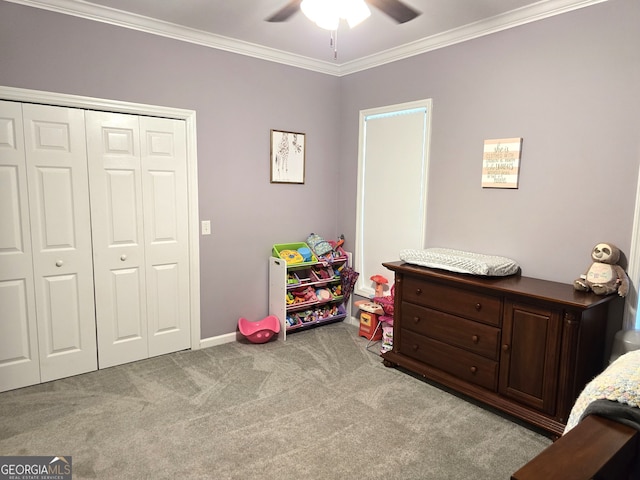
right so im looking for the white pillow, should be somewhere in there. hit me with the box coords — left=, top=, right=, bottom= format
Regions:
left=399, top=247, right=520, bottom=277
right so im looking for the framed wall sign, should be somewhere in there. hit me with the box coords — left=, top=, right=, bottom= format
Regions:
left=270, top=129, right=305, bottom=184
left=481, top=137, right=523, bottom=189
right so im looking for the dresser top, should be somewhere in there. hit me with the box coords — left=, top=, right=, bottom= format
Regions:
left=383, top=261, right=619, bottom=310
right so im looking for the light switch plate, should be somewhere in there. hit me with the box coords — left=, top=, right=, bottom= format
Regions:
left=201, top=220, right=211, bottom=235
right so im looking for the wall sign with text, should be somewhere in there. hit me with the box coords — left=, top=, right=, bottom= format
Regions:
left=481, top=137, right=523, bottom=189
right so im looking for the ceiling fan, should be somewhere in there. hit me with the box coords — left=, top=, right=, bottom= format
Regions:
left=266, top=0, right=421, bottom=25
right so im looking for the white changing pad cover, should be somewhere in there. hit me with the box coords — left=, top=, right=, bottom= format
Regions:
left=399, top=248, right=520, bottom=277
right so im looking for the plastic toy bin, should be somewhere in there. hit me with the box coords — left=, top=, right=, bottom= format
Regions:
left=272, top=243, right=318, bottom=266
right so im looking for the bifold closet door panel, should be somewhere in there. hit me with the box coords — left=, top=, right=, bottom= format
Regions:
left=87, top=112, right=190, bottom=367
left=86, top=111, right=149, bottom=369
left=22, top=103, right=98, bottom=382
left=140, top=116, right=190, bottom=357
left=0, top=100, right=41, bottom=392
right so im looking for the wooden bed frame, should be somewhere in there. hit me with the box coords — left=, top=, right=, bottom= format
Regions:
left=512, top=415, right=639, bottom=480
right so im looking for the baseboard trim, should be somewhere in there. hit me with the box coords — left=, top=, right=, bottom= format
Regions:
left=199, top=332, right=237, bottom=349
left=346, top=315, right=360, bottom=327
left=199, top=317, right=360, bottom=349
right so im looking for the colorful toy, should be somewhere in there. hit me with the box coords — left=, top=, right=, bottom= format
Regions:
left=286, top=314, right=301, bottom=327
left=373, top=285, right=395, bottom=316
left=297, top=247, right=312, bottom=262
left=573, top=242, right=630, bottom=297
left=238, top=315, right=280, bottom=343
left=312, top=265, right=332, bottom=280
left=355, top=283, right=396, bottom=353
left=315, top=288, right=331, bottom=301
left=370, top=274, right=389, bottom=298
left=380, top=324, right=394, bottom=354
left=317, top=304, right=339, bottom=319
left=280, top=249, right=304, bottom=264
left=300, top=309, right=315, bottom=323
left=291, top=286, right=317, bottom=304
left=359, top=311, right=382, bottom=342
left=307, top=233, right=333, bottom=257
left=307, top=233, right=348, bottom=263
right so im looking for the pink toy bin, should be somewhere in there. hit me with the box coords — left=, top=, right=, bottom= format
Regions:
left=238, top=315, right=280, bottom=344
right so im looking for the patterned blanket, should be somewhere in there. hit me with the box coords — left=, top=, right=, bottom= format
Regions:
left=564, top=349, right=640, bottom=434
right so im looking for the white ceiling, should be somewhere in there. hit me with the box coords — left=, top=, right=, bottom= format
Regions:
left=8, top=0, right=606, bottom=75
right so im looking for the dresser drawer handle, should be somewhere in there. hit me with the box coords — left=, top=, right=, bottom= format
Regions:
left=415, top=288, right=423, bottom=295
left=412, top=344, right=419, bottom=351
left=502, top=344, right=510, bottom=352
left=413, top=316, right=420, bottom=324
left=472, top=335, right=479, bottom=344
left=470, top=366, right=478, bottom=374
left=475, top=303, right=482, bottom=311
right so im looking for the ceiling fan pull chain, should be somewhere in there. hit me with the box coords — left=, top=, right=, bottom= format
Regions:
left=331, top=29, right=338, bottom=60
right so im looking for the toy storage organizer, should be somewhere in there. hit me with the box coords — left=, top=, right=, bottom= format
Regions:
left=269, top=251, right=352, bottom=340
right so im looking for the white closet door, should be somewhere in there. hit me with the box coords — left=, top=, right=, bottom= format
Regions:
left=140, top=116, right=190, bottom=357
left=86, top=111, right=148, bottom=368
left=0, top=100, right=40, bottom=392
left=22, top=104, right=97, bottom=382
left=87, top=112, right=190, bottom=367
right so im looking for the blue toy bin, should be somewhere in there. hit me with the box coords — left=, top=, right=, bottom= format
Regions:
left=238, top=315, right=280, bottom=344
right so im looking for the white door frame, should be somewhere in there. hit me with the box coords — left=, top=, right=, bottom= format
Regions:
left=0, top=85, right=202, bottom=350
left=355, top=99, right=432, bottom=298
left=625, top=164, right=640, bottom=330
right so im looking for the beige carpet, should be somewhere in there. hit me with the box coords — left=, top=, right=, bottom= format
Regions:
left=0, top=323, right=551, bottom=479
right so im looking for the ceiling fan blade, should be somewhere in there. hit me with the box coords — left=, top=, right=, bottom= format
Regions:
left=266, top=0, right=302, bottom=22
left=367, top=0, right=421, bottom=24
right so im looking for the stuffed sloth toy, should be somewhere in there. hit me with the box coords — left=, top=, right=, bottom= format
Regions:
left=573, top=242, right=629, bottom=297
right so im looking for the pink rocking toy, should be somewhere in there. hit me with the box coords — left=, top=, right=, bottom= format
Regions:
left=238, top=315, right=280, bottom=344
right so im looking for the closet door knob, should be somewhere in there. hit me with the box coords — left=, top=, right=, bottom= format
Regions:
left=120, top=255, right=127, bottom=261
left=55, top=260, right=63, bottom=267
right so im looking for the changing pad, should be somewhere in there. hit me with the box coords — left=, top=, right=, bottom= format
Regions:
left=399, top=247, right=520, bottom=277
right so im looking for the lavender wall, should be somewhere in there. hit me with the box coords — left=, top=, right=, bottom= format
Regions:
left=0, top=2, right=341, bottom=338
left=338, top=0, right=640, bottom=286
left=2, top=0, right=640, bottom=340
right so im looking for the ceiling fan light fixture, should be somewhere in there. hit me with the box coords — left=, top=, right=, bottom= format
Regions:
left=301, top=0, right=371, bottom=31
left=344, top=0, right=371, bottom=28
left=301, top=0, right=339, bottom=30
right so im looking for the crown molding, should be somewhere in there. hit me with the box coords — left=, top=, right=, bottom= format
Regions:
left=4, top=0, right=341, bottom=75
left=5, top=0, right=607, bottom=77
left=339, top=0, right=608, bottom=75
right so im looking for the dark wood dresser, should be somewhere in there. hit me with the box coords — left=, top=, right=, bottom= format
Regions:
left=381, top=261, right=622, bottom=437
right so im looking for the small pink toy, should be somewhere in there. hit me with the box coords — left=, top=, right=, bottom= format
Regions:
left=370, top=274, right=389, bottom=298
left=238, top=315, right=280, bottom=344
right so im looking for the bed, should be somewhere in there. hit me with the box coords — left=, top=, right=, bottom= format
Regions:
left=512, top=349, right=640, bottom=480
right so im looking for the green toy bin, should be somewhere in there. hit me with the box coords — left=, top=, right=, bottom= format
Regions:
left=272, top=242, right=318, bottom=266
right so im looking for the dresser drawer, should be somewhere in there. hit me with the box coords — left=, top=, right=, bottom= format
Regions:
left=403, top=276, right=502, bottom=326
left=400, top=329, right=498, bottom=391
left=402, top=302, right=500, bottom=360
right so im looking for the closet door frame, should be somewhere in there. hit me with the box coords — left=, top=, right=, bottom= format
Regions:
left=0, top=85, right=202, bottom=351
